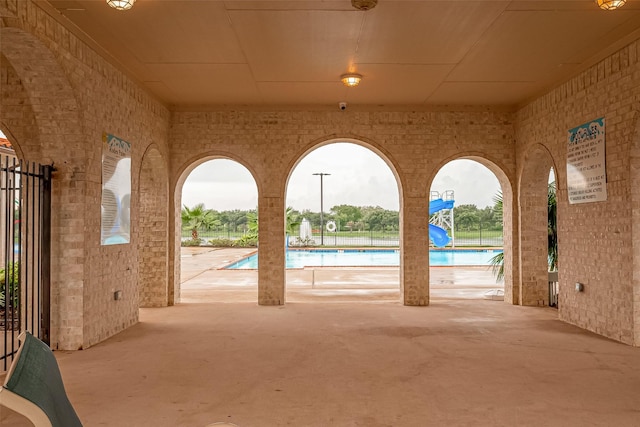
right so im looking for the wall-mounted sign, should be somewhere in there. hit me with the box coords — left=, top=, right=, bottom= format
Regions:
left=101, top=133, right=131, bottom=245
left=567, top=118, right=607, bottom=204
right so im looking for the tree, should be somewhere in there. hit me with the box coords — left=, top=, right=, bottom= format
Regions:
left=548, top=181, right=558, bottom=272
left=453, top=204, right=480, bottom=230
left=488, top=193, right=505, bottom=281
left=181, top=203, right=220, bottom=240
left=233, top=210, right=258, bottom=246
left=221, top=209, right=248, bottom=232
left=492, top=190, right=503, bottom=224
left=285, top=207, right=301, bottom=235
left=246, top=210, right=258, bottom=235
left=361, top=206, right=399, bottom=231
left=300, top=209, right=321, bottom=230
left=330, top=204, right=362, bottom=231
left=489, top=181, right=557, bottom=282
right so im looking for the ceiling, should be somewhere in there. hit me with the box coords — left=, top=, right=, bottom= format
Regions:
left=44, top=0, right=640, bottom=109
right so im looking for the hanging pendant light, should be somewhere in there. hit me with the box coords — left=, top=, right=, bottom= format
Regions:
left=596, top=0, right=626, bottom=10
left=107, top=0, right=136, bottom=10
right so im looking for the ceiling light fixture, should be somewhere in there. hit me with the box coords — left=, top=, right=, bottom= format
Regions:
left=341, top=73, right=363, bottom=87
left=351, top=0, right=378, bottom=11
left=596, top=0, right=626, bottom=10
left=107, top=0, right=135, bottom=10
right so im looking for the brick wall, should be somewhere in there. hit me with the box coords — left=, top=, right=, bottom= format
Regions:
left=516, top=42, right=640, bottom=345
left=1, top=0, right=171, bottom=349
left=169, top=110, right=517, bottom=306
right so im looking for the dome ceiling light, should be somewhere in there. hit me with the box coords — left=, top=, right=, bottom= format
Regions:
left=351, top=0, right=378, bottom=11
left=107, top=0, right=136, bottom=10
left=596, top=0, right=626, bottom=10
left=341, top=73, right=363, bottom=87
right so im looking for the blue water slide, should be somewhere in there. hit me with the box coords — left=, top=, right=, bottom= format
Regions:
left=428, top=198, right=455, bottom=215
left=429, top=223, right=450, bottom=247
left=428, top=198, right=455, bottom=247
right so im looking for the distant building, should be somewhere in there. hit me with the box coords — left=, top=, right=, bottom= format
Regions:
left=0, top=137, right=16, bottom=158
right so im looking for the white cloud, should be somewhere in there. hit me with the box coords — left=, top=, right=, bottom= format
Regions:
left=286, top=143, right=399, bottom=211
left=431, top=159, right=500, bottom=208
left=181, top=146, right=503, bottom=212
left=182, top=159, right=258, bottom=211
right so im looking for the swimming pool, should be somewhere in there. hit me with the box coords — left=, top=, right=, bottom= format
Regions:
left=224, top=249, right=502, bottom=269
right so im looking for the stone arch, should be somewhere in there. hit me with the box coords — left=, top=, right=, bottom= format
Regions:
left=0, top=27, right=84, bottom=164
left=284, top=136, right=406, bottom=302
left=0, top=26, right=85, bottom=349
left=138, top=145, right=169, bottom=307
left=518, top=143, right=556, bottom=306
left=172, top=153, right=260, bottom=303
left=427, top=153, right=517, bottom=303
left=0, top=116, right=27, bottom=164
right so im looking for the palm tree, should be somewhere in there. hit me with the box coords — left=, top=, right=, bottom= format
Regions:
left=246, top=210, right=258, bottom=237
left=488, top=181, right=558, bottom=282
left=285, top=207, right=301, bottom=235
left=181, top=203, right=219, bottom=240
left=488, top=191, right=505, bottom=281
left=547, top=181, right=558, bottom=272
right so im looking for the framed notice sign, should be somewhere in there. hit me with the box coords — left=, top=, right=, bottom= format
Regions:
left=101, top=133, right=131, bottom=245
left=567, top=118, right=607, bottom=204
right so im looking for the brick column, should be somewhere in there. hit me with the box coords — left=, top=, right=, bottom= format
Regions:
left=138, top=147, right=169, bottom=307
left=518, top=149, right=552, bottom=306
left=258, top=196, right=285, bottom=305
left=502, top=185, right=519, bottom=304
left=401, top=196, right=429, bottom=306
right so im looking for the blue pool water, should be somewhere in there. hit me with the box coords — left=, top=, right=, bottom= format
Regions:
left=224, top=249, right=502, bottom=269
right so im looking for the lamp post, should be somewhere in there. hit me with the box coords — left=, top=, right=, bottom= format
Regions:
left=313, top=172, right=330, bottom=245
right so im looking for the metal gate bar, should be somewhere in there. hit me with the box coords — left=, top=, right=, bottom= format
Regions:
left=0, top=155, right=52, bottom=370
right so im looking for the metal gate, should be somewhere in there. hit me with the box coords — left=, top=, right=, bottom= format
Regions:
left=0, top=155, right=52, bottom=370
left=548, top=271, right=558, bottom=308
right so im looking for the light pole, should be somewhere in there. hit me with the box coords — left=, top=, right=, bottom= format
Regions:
left=313, top=172, right=330, bottom=245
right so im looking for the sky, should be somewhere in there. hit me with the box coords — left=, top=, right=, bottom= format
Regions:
left=182, top=143, right=502, bottom=212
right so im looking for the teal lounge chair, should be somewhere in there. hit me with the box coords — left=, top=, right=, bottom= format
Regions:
left=0, top=332, right=82, bottom=427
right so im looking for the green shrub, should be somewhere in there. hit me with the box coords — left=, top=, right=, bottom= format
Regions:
left=207, top=238, right=235, bottom=247
left=181, top=238, right=203, bottom=247
left=0, top=262, right=19, bottom=309
left=233, top=235, right=258, bottom=247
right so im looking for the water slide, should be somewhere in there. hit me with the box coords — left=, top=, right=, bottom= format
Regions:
left=429, top=198, right=454, bottom=247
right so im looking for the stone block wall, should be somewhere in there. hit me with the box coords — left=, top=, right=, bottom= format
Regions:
left=1, top=0, right=171, bottom=350
left=516, top=42, right=640, bottom=345
left=169, top=109, right=517, bottom=305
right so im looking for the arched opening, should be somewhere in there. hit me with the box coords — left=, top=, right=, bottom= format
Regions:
left=519, top=144, right=557, bottom=306
left=548, top=168, right=558, bottom=308
left=284, top=141, right=402, bottom=302
left=138, top=146, right=169, bottom=307
left=1, top=27, right=85, bottom=350
left=429, top=158, right=510, bottom=301
left=175, top=158, right=259, bottom=303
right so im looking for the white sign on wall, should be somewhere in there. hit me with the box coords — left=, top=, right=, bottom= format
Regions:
left=101, top=133, right=131, bottom=245
left=567, top=118, right=607, bottom=205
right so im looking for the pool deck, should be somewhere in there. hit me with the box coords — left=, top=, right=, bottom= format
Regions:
left=5, top=263, right=640, bottom=427
left=181, top=247, right=503, bottom=303
left=6, top=251, right=640, bottom=427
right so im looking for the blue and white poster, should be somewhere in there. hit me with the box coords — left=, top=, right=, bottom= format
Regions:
left=101, top=133, right=131, bottom=245
left=567, top=118, right=607, bottom=204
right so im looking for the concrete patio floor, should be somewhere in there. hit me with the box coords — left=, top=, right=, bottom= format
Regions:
left=2, top=248, right=639, bottom=426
